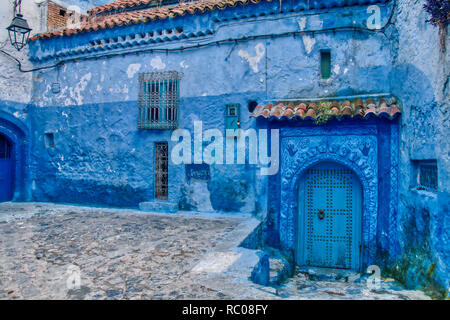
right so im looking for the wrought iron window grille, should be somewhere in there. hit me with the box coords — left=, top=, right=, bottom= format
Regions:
left=155, top=142, right=169, bottom=200
left=413, top=160, right=438, bottom=191
left=138, top=71, right=182, bottom=130
left=418, top=163, right=438, bottom=191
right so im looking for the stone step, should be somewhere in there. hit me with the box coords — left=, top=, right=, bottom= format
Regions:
left=139, top=201, right=178, bottom=213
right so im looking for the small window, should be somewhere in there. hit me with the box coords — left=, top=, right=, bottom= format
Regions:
left=412, top=160, right=438, bottom=191
left=225, top=104, right=240, bottom=130
left=44, top=133, right=55, bottom=149
left=155, top=142, right=169, bottom=200
left=138, top=71, right=182, bottom=129
left=59, top=9, right=66, bottom=17
left=320, top=50, right=331, bottom=79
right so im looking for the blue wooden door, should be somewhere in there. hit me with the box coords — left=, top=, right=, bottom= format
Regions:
left=0, top=135, right=13, bottom=202
left=298, top=162, right=362, bottom=270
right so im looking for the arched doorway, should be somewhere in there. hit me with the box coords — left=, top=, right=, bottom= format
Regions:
left=0, top=133, right=14, bottom=202
left=296, top=162, right=363, bottom=271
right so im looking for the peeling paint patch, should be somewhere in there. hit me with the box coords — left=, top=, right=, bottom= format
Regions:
left=33, top=75, right=43, bottom=82
left=238, top=43, right=265, bottom=73
left=127, top=63, right=141, bottom=78
left=302, top=35, right=315, bottom=55
left=69, top=73, right=92, bottom=105
left=13, top=111, right=26, bottom=120
left=180, top=61, right=189, bottom=69
left=298, top=17, right=306, bottom=31
left=333, top=64, right=340, bottom=75
left=150, top=56, right=166, bottom=70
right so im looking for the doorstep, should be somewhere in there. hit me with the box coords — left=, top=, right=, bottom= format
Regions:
left=139, top=201, right=178, bottom=214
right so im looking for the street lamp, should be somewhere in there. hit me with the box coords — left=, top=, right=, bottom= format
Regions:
left=6, top=0, right=32, bottom=51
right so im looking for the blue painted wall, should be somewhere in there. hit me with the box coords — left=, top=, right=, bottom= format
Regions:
left=384, top=0, right=449, bottom=297
left=0, top=0, right=444, bottom=295
left=28, top=1, right=394, bottom=214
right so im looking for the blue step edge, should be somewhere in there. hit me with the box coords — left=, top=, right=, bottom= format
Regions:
left=139, top=201, right=178, bottom=214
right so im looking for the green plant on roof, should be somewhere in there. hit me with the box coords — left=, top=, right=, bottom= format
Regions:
left=314, top=102, right=333, bottom=125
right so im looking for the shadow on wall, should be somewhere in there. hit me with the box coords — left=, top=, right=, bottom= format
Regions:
left=207, top=177, right=249, bottom=212
left=32, top=174, right=153, bottom=208
left=384, top=63, right=448, bottom=298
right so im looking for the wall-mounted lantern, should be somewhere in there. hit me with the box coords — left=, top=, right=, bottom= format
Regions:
left=7, top=0, right=32, bottom=51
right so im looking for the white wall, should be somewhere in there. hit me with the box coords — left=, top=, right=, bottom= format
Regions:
left=0, top=0, right=111, bottom=104
left=0, top=0, right=42, bottom=104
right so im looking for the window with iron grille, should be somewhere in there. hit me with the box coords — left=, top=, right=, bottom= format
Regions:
left=138, top=71, right=182, bottom=129
left=155, top=142, right=169, bottom=200
left=413, top=160, right=438, bottom=191
left=419, top=162, right=438, bottom=191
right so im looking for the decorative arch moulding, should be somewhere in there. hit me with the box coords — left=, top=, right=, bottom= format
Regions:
left=278, top=134, right=379, bottom=265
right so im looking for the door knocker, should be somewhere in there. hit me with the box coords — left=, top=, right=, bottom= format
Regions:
left=318, top=209, right=325, bottom=220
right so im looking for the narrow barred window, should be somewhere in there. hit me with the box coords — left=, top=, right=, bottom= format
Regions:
left=412, top=160, right=438, bottom=191
left=419, top=162, right=438, bottom=191
left=155, top=142, right=169, bottom=200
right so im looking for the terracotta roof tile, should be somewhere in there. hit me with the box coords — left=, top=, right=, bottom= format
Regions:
left=30, top=0, right=270, bottom=41
left=89, top=0, right=159, bottom=15
left=250, top=96, right=401, bottom=121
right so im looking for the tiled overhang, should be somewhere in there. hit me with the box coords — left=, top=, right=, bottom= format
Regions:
left=89, top=0, right=389, bottom=15
left=250, top=95, right=401, bottom=121
left=30, top=0, right=272, bottom=41
left=89, top=0, right=168, bottom=15
left=30, top=0, right=390, bottom=41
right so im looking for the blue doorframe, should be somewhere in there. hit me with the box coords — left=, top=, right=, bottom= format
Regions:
left=0, top=134, right=14, bottom=202
left=297, top=162, right=363, bottom=271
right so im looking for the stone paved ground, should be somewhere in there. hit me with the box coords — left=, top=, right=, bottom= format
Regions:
left=0, top=202, right=430, bottom=300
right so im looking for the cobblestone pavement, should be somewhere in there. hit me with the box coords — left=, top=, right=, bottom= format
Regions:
left=0, top=203, right=430, bottom=300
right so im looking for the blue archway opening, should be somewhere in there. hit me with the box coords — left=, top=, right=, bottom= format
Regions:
left=0, top=133, right=14, bottom=202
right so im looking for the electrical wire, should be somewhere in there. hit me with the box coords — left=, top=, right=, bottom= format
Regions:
left=0, top=49, right=64, bottom=72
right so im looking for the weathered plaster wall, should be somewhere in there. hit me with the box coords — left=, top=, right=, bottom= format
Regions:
left=28, top=2, right=394, bottom=213
left=25, top=0, right=449, bottom=294
left=386, top=0, right=449, bottom=296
